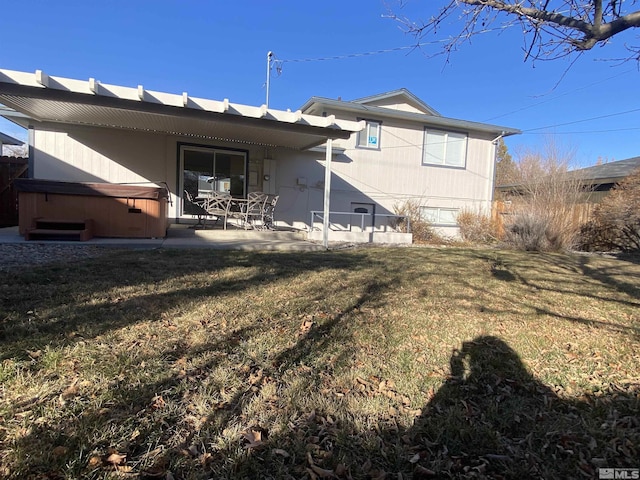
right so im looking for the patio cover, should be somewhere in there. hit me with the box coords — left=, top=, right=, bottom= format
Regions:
left=0, top=69, right=362, bottom=150
left=0, top=68, right=364, bottom=247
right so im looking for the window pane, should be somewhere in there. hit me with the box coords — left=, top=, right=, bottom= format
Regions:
left=357, top=127, right=368, bottom=147
left=367, top=122, right=379, bottom=147
left=420, top=207, right=438, bottom=223
left=423, top=130, right=446, bottom=164
left=438, top=208, right=459, bottom=225
left=445, top=132, right=467, bottom=167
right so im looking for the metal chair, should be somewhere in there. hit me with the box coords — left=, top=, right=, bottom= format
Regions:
left=183, top=190, right=211, bottom=228
left=263, top=194, right=279, bottom=230
left=203, top=192, right=233, bottom=229
left=245, top=192, right=269, bottom=229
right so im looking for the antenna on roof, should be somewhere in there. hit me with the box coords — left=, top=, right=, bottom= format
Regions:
left=266, top=51, right=274, bottom=109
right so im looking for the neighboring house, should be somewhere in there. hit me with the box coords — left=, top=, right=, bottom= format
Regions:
left=0, top=68, right=519, bottom=242
left=0, top=130, right=23, bottom=156
left=566, top=156, right=640, bottom=203
left=496, top=156, right=640, bottom=203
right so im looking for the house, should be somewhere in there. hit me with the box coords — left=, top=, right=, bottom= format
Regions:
left=0, top=130, right=23, bottom=155
left=0, top=68, right=519, bottom=243
left=495, top=156, right=640, bottom=203
left=566, top=156, right=640, bottom=203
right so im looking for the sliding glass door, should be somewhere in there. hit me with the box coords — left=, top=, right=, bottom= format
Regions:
left=180, top=145, right=247, bottom=214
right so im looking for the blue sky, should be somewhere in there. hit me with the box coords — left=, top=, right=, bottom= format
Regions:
left=1, top=0, right=638, bottom=167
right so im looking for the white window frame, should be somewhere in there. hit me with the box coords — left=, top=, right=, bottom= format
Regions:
left=422, top=129, right=468, bottom=168
left=356, top=120, right=381, bottom=150
left=420, top=206, right=459, bottom=226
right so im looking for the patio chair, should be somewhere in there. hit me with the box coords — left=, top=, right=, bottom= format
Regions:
left=262, top=194, right=279, bottom=230
left=183, top=190, right=211, bottom=228
left=244, top=192, right=269, bottom=229
left=203, top=192, right=233, bottom=229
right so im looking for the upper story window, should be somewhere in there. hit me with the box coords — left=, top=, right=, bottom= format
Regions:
left=356, top=120, right=381, bottom=149
left=422, top=129, right=468, bottom=168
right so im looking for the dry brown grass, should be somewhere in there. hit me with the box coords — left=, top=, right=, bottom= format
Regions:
left=0, top=247, right=638, bottom=479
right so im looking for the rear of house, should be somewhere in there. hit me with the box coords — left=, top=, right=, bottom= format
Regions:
left=0, top=69, right=519, bottom=241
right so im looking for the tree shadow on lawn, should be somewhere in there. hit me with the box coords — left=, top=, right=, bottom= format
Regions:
left=0, top=249, right=373, bottom=362
left=5, top=274, right=390, bottom=479
left=474, top=249, right=640, bottom=307
left=4, top=248, right=640, bottom=478
left=5, top=322, right=264, bottom=478
left=223, top=336, right=639, bottom=480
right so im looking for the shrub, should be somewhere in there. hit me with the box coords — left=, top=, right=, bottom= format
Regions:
left=392, top=199, right=440, bottom=243
left=580, top=168, right=640, bottom=253
left=457, top=208, right=499, bottom=244
left=503, top=211, right=551, bottom=251
left=499, top=143, right=587, bottom=252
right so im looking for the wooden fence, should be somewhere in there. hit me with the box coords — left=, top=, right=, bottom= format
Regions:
left=0, top=156, right=28, bottom=227
left=492, top=200, right=597, bottom=237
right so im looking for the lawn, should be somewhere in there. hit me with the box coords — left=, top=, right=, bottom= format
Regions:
left=0, top=246, right=638, bottom=479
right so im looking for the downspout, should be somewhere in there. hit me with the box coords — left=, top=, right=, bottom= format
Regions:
left=489, top=131, right=506, bottom=205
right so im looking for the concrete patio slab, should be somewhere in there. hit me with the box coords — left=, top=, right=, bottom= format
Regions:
left=0, top=225, right=325, bottom=252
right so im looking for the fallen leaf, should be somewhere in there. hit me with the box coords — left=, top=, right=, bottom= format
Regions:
left=140, top=465, right=166, bottom=478
left=272, top=448, right=290, bottom=458
left=242, top=428, right=265, bottom=449
left=52, top=446, right=68, bottom=457
left=335, top=464, right=347, bottom=476
left=413, top=465, right=436, bottom=477
left=87, top=456, right=102, bottom=468
left=62, top=384, right=78, bottom=398
left=26, top=349, right=42, bottom=360
left=106, top=452, right=126, bottom=465
left=187, top=444, right=199, bottom=457
left=151, top=395, right=166, bottom=409
left=310, top=464, right=337, bottom=478
left=300, top=320, right=315, bottom=334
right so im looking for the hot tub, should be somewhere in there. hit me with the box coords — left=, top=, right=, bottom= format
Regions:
left=15, top=179, right=170, bottom=238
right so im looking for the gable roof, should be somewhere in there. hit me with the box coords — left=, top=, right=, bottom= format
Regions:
left=351, top=88, right=441, bottom=116
left=0, top=131, right=22, bottom=145
left=300, top=93, right=520, bottom=138
left=0, top=68, right=363, bottom=151
left=568, top=156, right=640, bottom=183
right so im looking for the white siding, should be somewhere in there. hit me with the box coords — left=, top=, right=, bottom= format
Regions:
left=360, top=98, right=434, bottom=115
left=34, top=124, right=165, bottom=185
left=30, top=108, right=497, bottom=237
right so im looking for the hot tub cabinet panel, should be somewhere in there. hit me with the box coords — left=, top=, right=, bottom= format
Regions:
left=15, top=179, right=169, bottom=238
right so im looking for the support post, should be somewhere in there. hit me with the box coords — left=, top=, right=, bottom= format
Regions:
left=322, top=138, right=332, bottom=249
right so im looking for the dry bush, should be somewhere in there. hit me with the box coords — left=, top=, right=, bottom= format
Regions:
left=502, top=142, right=588, bottom=251
left=392, top=199, right=440, bottom=243
left=457, top=208, right=499, bottom=244
left=580, top=168, right=640, bottom=252
left=503, top=211, right=551, bottom=251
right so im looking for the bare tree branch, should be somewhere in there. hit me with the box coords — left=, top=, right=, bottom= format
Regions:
left=390, top=1, right=640, bottom=63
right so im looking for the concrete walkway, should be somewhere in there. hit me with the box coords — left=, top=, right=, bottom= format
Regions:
left=0, top=225, right=326, bottom=252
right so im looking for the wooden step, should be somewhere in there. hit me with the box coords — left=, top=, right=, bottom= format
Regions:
left=25, top=218, right=94, bottom=241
